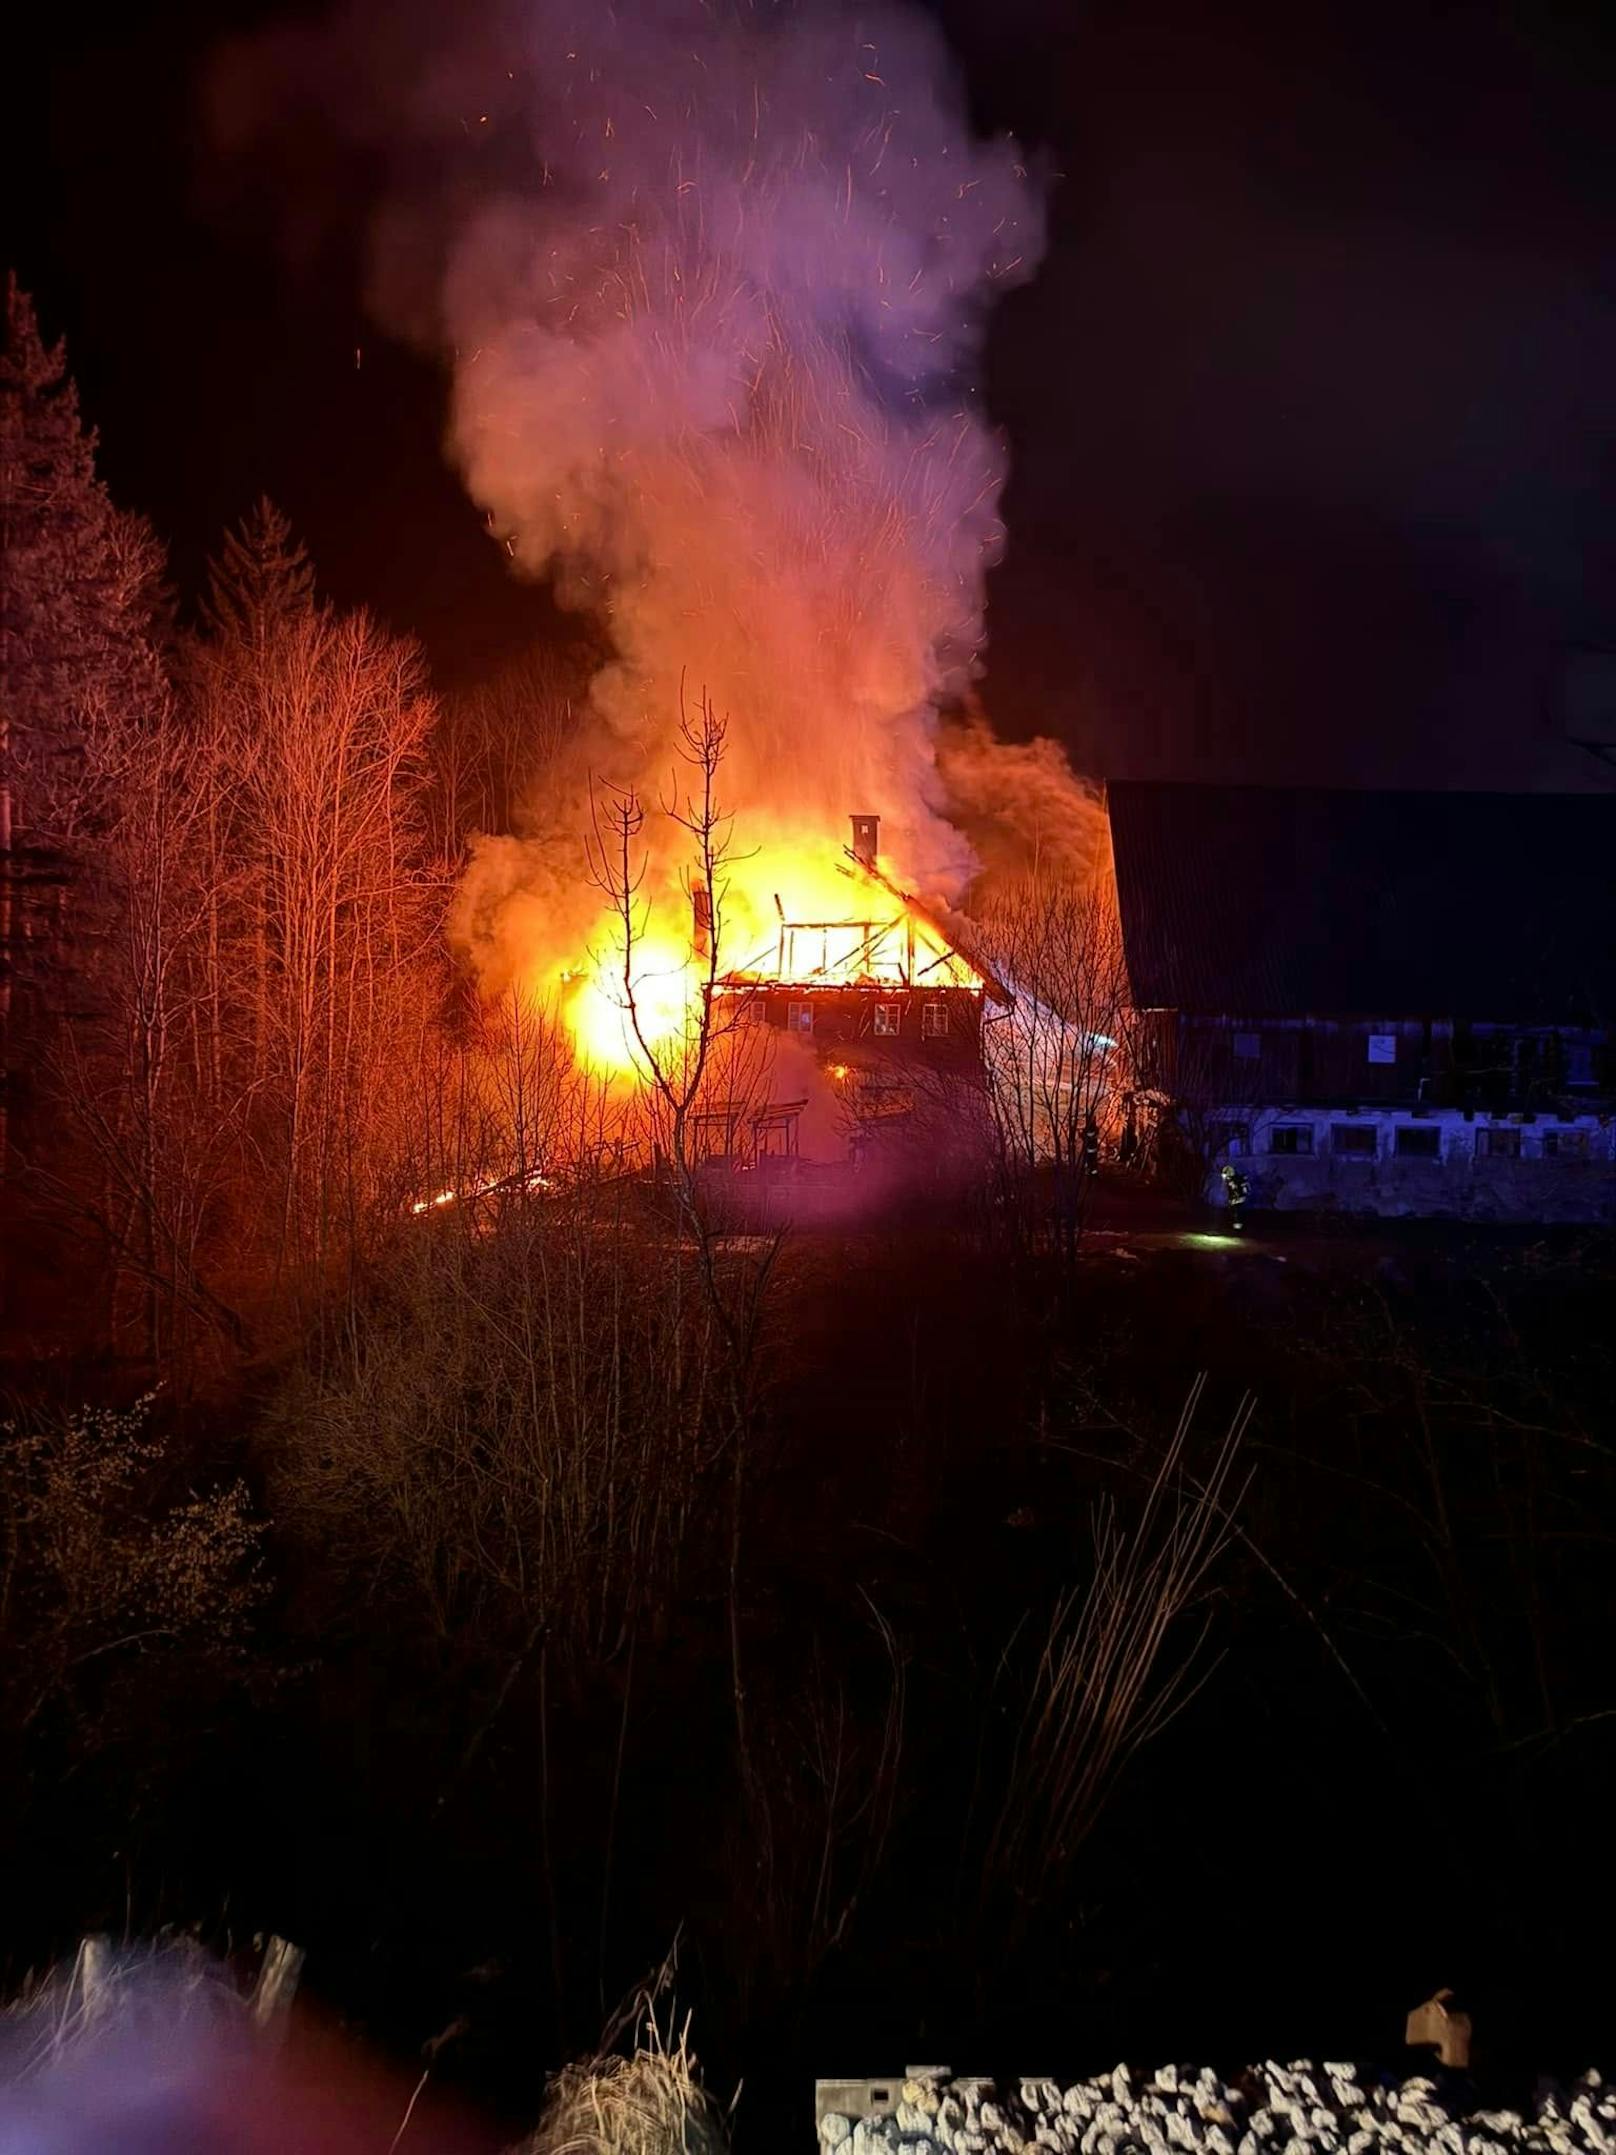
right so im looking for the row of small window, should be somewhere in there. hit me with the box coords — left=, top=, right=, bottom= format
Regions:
left=785, top=1000, right=950, bottom=1039
left=1236, top=1123, right=1594, bottom=1160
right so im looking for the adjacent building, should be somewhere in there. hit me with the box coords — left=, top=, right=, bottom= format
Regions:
left=1108, top=782, right=1616, bottom=1222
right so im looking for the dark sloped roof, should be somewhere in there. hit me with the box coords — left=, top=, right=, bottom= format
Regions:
left=1107, top=782, right=1616, bottom=1023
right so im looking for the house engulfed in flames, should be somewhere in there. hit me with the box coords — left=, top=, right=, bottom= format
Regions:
left=694, top=814, right=1011, bottom=1178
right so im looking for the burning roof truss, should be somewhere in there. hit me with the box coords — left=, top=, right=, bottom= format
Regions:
left=723, top=907, right=981, bottom=994
left=711, top=820, right=1011, bottom=1003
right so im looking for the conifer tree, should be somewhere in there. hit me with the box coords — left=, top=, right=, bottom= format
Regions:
left=201, top=495, right=317, bottom=657
left=1, top=275, right=153, bottom=1165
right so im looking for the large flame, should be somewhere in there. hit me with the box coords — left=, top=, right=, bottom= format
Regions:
left=564, top=931, right=698, bottom=1076
left=552, top=831, right=983, bottom=1078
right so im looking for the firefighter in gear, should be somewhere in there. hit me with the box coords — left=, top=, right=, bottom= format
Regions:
left=1220, top=1160, right=1249, bottom=1230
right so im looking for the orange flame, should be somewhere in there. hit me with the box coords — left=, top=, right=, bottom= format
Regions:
left=547, top=833, right=982, bottom=1077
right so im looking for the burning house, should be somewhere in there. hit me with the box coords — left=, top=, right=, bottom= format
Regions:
left=388, top=0, right=1073, bottom=1109
left=1109, top=782, right=1616, bottom=1223
left=697, top=813, right=1010, bottom=1179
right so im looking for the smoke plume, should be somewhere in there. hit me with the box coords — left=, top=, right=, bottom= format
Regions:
left=212, top=0, right=1097, bottom=995
left=938, top=712, right=1108, bottom=894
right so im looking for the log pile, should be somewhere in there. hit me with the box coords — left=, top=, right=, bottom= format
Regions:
left=817, top=2062, right=1616, bottom=2155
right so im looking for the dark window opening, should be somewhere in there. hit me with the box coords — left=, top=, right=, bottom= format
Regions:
left=754, top=1111, right=800, bottom=1160
left=690, top=1110, right=744, bottom=1162
left=873, top=1002, right=902, bottom=1037
left=920, top=1000, right=949, bottom=1040
left=1395, top=1125, right=1440, bottom=1158
left=1331, top=1124, right=1377, bottom=1157
left=1477, top=1125, right=1521, bottom=1159
left=1543, top=1128, right=1589, bottom=1158
left=857, top=1079, right=913, bottom=1122
left=786, top=1001, right=813, bottom=1035
left=1269, top=1125, right=1313, bottom=1155
left=1566, top=1044, right=1596, bottom=1087
left=1210, top=1122, right=1249, bottom=1156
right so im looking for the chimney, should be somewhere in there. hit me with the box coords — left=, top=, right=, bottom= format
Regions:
left=850, top=814, right=880, bottom=869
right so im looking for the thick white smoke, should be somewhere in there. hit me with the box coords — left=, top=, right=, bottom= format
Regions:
left=214, top=0, right=1098, bottom=996
left=439, top=0, right=1038, bottom=862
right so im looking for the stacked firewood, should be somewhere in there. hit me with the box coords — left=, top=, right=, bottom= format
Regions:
left=816, top=2062, right=1616, bottom=2155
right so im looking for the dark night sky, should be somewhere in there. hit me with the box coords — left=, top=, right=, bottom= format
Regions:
left=6, top=0, right=1613, bottom=788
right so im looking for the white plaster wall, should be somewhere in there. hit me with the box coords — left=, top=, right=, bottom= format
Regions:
left=1206, top=1107, right=1616, bottom=1222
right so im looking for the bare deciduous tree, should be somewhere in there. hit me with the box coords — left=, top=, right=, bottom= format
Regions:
left=179, top=592, right=442, bottom=1329
left=584, top=687, right=786, bottom=1812
left=978, top=874, right=1133, bottom=1256
left=433, top=638, right=589, bottom=857
left=584, top=686, right=783, bottom=1329
left=44, top=526, right=446, bottom=1368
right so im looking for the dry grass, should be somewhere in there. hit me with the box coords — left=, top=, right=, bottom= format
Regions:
left=983, top=1377, right=1251, bottom=1924
left=517, top=2015, right=729, bottom=2155
left=261, top=1183, right=730, bottom=1667
left=0, top=1936, right=246, bottom=2084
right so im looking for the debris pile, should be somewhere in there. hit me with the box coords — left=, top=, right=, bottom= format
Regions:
left=817, top=2063, right=1616, bottom=2155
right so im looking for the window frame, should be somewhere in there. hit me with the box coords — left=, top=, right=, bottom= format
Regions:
left=872, top=1001, right=903, bottom=1038
left=753, top=1110, right=800, bottom=1160
left=1476, top=1124, right=1521, bottom=1160
left=1268, top=1124, right=1314, bottom=1156
left=857, top=1076, right=914, bottom=1121
left=1393, top=1124, right=1441, bottom=1160
left=1330, top=1123, right=1378, bottom=1158
left=1542, top=1127, right=1589, bottom=1159
left=786, top=1001, right=814, bottom=1036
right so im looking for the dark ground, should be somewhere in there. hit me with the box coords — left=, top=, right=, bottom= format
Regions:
left=5, top=1200, right=1614, bottom=2145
